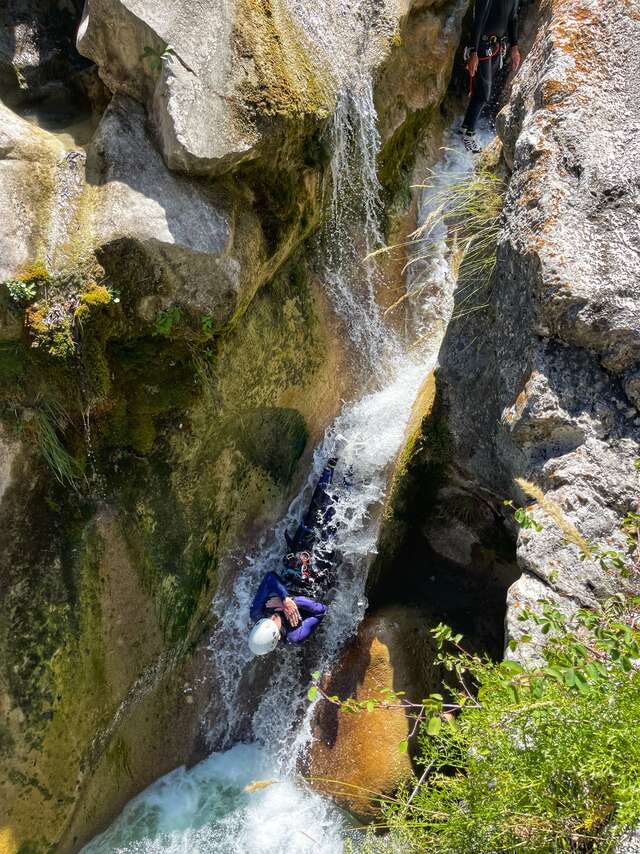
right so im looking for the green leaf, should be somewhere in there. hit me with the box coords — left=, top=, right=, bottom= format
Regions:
left=427, top=716, right=442, bottom=736
left=366, top=700, right=375, bottom=713
left=307, top=686, right=318, bottom=702
left=508, top=639, right=518, bottom=652
left=310, top=671, right=321, bottom=681
left=574, top=672, right=589, bottom=695
left=398, top=739, right=409, bottom=754
left=501, top=660, right=524, bottom=674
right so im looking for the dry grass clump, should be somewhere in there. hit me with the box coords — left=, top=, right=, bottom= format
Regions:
left=515, top=477, right=592, bottom=558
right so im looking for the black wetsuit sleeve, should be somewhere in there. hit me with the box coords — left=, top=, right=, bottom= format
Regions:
left=508, top=0, right=519, bottom=45
left=471, top=0, right=493, bottom=52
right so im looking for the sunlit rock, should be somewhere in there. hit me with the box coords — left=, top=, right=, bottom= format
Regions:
left=308, top=607, right=438, bottom=818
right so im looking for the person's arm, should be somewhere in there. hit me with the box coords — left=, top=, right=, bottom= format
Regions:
left=249, top=572, right=289, bottom=622
left=285, top=615, right=323, bottom=645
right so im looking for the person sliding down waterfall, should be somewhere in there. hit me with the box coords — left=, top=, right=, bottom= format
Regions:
left=459, top=0, right=521, bottom=154
left=248, top=459, right=339, bottom=655
left=248, top=571, right=327, bottom=656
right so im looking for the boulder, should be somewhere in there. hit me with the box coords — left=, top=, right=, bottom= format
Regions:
left=76, top=0, right=337, bottom=175
left=307, top=607, right=439, bottom=818
left=87, top=94, right=267, bottom=325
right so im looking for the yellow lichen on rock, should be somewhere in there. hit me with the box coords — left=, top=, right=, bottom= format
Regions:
left=234, top=0, right=334, bottom=118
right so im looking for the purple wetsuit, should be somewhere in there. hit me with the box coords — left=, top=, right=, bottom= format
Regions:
left=250, top=571, right=327, bottom=645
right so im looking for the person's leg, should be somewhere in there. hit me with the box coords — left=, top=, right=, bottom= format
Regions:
left=462, top=47, right=493, bottom=132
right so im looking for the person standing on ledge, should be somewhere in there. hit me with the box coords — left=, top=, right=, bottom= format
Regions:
left=460, top=0, right=521, bottom=153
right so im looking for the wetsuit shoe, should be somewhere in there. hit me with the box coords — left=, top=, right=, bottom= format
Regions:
left=459, top=128, right=482, bottom=154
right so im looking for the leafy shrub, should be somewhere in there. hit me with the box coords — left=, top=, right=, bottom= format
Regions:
left=153, top=305, right=182, bottom=337
left=371, top=598, right=640, bottom=853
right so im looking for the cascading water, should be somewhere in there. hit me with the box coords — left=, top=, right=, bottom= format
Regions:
left=83, top=91, right=488, bottom=854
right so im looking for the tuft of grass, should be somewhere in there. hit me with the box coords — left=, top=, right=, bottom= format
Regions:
left=515, top=477, right=592, bottom=558
left=32, top=401, right=84, bottom=489
left=372, top=152, right=505, bottom=325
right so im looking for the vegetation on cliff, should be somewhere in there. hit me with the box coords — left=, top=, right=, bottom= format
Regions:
left=323, top=478, right=640, bottom=853
left=369, top=596, right=640, bottom=853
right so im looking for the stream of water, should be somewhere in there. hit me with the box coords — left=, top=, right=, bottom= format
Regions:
left=83, top=80, right=484, bottom=853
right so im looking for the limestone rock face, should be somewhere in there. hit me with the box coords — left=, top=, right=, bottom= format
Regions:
left=0, top=102, right=70, bottom=278
left=88, top=94, right=267, bottom=324
left=497, top=1, right=640, bottom=374
left=0, top=422, right=22, bottom=503
left=0, top=0, right=86, bottom=108
left=435, top=0, right=640, bottom=643
left=308, top=607, right=438, bottom=818
left=375, top=0, right=468, bottom=145
left=77, top=0, right=334, bottom=175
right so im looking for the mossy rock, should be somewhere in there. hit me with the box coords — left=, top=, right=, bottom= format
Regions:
left=234, top=0, right=334, bottom=119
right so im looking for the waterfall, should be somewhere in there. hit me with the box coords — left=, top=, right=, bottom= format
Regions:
left=320, top=80, right=392, bottom=371
left=82, top=97, right=484, bottom=854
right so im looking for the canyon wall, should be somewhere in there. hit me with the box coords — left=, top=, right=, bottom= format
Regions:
left=375, top=0, right=640, bottom=663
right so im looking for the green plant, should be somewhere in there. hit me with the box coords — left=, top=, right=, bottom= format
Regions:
left=504, top=498, right=544, bottom=532
left=5, top=279, right=38, bottom=303
left=372, top=153, right=505, bottom=328
left=382, top=599, right=640, bottom=853
left=316, top=596, right=640, bottom=853
left=201, top=314, right=214, bottom=337
left=32, top=402, right=84, bottom=488
left=153, top=305, right=182, bottom=337
left=141, top=44, right=176, bottom=72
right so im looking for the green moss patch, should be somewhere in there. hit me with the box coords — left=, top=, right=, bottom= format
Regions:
left=378, top=106, right=435, bottom=202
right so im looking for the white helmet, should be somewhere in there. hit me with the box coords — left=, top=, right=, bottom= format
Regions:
left=249, top=619, right=280, bottom=656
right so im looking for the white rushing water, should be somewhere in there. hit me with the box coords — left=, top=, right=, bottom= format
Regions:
left=83, top=98, right=488, bottom=854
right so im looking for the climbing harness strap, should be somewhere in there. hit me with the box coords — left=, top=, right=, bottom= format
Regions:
left=465, top=35, right=508, bottom=97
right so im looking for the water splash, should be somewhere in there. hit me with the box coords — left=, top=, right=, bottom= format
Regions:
left=83, top=744, right=351, bottom=854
